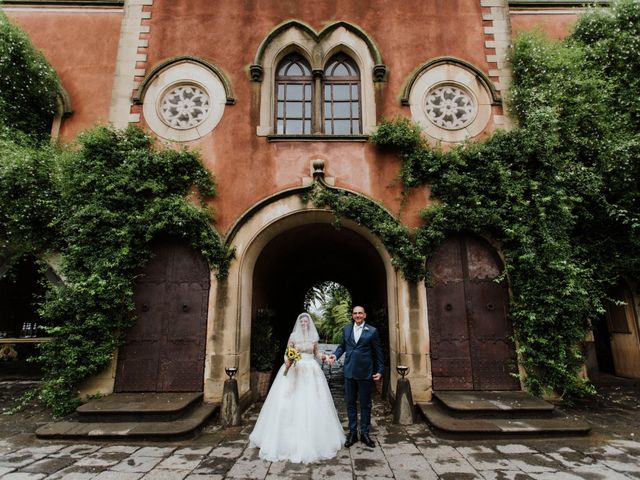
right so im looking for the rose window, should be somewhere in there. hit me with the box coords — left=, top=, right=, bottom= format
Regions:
left=425, top=85, right=476, bottom=130
left=159, top=84, right=211, bottom=129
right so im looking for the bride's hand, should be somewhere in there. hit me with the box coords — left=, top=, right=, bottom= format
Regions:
left=285, top=360, right=292, bottom=368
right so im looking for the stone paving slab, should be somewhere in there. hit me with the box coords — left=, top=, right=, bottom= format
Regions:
left=2, top=373, right=640, bottom=479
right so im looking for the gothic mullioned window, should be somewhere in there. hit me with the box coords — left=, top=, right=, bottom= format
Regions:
left=275, top=54, right=313, bottom=135
left=274, top=52, right=362, bottom=136
left=323, top=54, right=361, bottom=135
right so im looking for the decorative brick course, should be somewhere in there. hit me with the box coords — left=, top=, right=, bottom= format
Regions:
left=480, top=0, right=513, bottom=128
left=108, top=0, right=154, bottom=128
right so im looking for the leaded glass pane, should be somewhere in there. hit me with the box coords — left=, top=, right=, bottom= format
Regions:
left=287, top=102, right=303, bottom=117
left=333, top=102, right=350, bottom=118
left=332, top=85, right=350, bottom=101
left=333, top=120, right=350, bottom=135
left=287, top=84, right=303, bottom=101
left=288, top=120, right=303, bottom=134
left=286, top=63, right=303, bottom=76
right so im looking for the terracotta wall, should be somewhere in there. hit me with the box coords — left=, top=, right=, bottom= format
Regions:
left=139, top=0, right=495, bottom=233
left=5, top=9, right=122, bottom=142
left=510, top=11, right=579, bottom=40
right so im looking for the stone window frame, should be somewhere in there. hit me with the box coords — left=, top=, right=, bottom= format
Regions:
left=323, top=54, right=362, bottom=135
left=135, top=57, right=235, bottom=142
left=274, top=54, right=314, bottom=135
left=251, top=20, right=386, bottom=140
left=401, top=58, right=501, bottom=144
left=50, top=86, right=73, bottom=143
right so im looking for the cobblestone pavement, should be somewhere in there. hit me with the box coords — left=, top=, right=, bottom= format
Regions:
left=1, top=363, right=640, bottom=479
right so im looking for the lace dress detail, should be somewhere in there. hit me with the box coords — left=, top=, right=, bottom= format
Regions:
left=249, top=338, right=345, bottom=463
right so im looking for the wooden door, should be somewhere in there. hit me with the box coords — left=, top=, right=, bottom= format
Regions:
left=605, top=281, right=640, bottom=379
left=115, top=241, right=210, bottom=392
left=427, top=235, right=519, bottom=390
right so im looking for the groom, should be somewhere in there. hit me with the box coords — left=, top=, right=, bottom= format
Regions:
left=329, top=305, right=384, bottom=448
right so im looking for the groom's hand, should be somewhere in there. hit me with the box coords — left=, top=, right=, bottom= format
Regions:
left=328, top=355, right=336, bottom=365
left=372, top=373, right=382, bottom=381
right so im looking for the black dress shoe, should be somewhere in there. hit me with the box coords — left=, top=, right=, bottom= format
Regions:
left=360, top=433, right=375, bottom=448
left=344, top=432, right=358, bottom=447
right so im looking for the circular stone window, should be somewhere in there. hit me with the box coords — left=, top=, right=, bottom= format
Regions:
left=408, top=62, right=493, bottom=143
left=143, top=62, right=226, bottom=142
left=424, top=84, right=477, bottom=130
left=159, top=83, right=211, bottom=130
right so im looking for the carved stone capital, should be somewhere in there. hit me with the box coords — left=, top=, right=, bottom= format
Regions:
left=373, top=64, right=387, bottom=82
left=249, top=64, right=264, bottom=82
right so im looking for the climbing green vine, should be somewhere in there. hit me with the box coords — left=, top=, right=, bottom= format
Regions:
left=33, top=126, right=233, bottom=416
left=369, top=0, right=640, bottom=399
left=0, top=11, right=60, bottom=140
left=305, top=184, right=425, bottom=282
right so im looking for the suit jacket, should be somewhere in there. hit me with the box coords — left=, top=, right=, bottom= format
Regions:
left=333, top=323, right=384, bottom=380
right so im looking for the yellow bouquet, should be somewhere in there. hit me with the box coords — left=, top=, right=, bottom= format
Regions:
left=283, top=346, right=301, bottom=376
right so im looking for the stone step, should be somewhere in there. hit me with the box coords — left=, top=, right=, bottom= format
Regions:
left=433, top=390, right=555, bottom=418
left=418, top=402, right=590, bottom=437
left=36, top=402, right=219, bottom=440
left=76, top=392, right=203, bottom=422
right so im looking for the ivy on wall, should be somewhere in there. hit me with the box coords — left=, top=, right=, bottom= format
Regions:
left=0, top=11, right=61, bottom=262
left=306, top=184, right=425, bottom=282
left=369, top=0, right=639, bottom=399
left=0, top=11, right=60, bottom=140
left=35, top=126, right=232, bottom=415
left=0, top=14, right=231, bottom=415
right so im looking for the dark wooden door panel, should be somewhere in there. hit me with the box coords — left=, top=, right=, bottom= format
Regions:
left=116, top=240, right=209, bottom=393
left=428, top=235, right=519, bottom=391
left=115, top=343, right=160, bottom=391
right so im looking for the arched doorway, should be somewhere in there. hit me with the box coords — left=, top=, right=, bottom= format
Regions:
left=115, top=240, right=210, bottom=392
left=593, top=279, right=640, bottom=379
left=0, top=255, right=48, bottom=377
left=427, top=234, right=519, bottom=391
left=250, top=223, right=389, bottom=384
left=209, top=194, right=431, bottom=403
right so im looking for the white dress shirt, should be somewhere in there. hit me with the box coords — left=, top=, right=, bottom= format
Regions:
left=353, top=323, right=365, bottom=343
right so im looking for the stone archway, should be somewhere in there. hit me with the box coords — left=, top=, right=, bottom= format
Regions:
left=251, top=222, right=389, bottom=385
left=203, top=193, right=432, bottom=403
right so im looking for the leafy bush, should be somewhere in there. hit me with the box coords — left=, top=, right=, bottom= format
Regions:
left=368, top=0, right=639, bottom=399
left=32, top=125, right=231, bottom=415
left=0, top=11, right=60, bottom=140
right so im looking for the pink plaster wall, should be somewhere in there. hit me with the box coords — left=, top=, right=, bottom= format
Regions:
left=141, top=0, right=495, bottom=233
left=5, top=10, right=122, bottom=142
left=510, top=12, right=579, bottom=40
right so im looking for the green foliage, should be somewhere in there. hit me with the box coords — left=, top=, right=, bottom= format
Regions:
left=251, top=318, right=277, bottom=372
left=305, top=281, right=352, bottom=343
left=4, top=125, right=232, bottom=416
left=0, top=11, right=60, bottom=140
left=306, top=184, right=425, bottom=282
left=369, top=0, right=639, bottom=400
left=0, top=131, right=61, bottom=260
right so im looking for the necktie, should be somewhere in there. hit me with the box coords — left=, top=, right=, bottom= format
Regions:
left=354, top=325, right=363, bottom=343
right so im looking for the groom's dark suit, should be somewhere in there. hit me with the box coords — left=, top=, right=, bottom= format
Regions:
left=333, top=319, right=384, bottom=437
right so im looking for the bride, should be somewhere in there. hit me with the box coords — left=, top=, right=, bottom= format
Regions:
left=249, top=312, right=345, bottom=463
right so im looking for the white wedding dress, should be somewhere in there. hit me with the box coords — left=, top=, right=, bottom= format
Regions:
left=249, top=315, right=345, bottom=463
